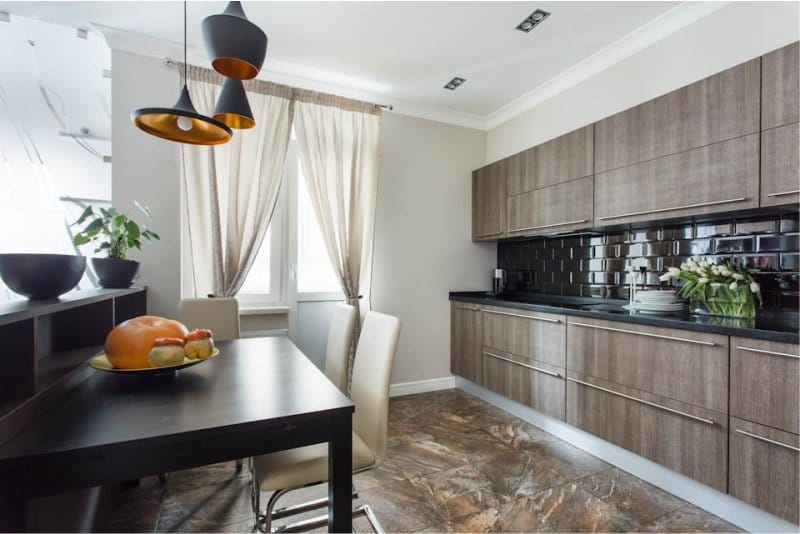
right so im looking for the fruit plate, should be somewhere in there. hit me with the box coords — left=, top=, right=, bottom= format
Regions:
left=88, top=348, right=219, bottom=375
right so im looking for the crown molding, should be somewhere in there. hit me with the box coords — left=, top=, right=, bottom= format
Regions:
left=94, top=23, right=487, bottom=131
left=485, top=1, right=729, bottom=130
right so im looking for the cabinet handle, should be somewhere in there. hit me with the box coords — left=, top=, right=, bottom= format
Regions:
left=455, top=305, right=481, bottom=311
left=570, top=321, right=717, bottom=346
left=735, top=428, right=800, bottom=452
left=509, top=219, right=590, bottom=233
left=484, top=309, right=561, bottom=323
left=736, top=346, right=800, bottom=359
left=482, top=351, right=563, bottom=378
left=474, top=230, right=504, bottom=238
left=766, top=189, right=800, bottom=198
left=596, top=198, right=747, bottom=221
left=567, top=377, right=715, bottom=425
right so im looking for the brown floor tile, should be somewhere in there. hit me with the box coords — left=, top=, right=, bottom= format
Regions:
left=577, top=468, right=687, bottom=525
left=640, top=505, right=745, bottom=533
left=355, top=479, right=443, bottom=533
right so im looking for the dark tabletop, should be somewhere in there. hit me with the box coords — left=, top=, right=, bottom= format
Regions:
left=0, top=337, right=354, bottom=461
left=450, top=291, right=799, bottom=344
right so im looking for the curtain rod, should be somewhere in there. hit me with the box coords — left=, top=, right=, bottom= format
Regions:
left=164, top=58, right=394, bottom=111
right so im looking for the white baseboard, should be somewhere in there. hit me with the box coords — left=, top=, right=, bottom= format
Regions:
left=390, top=376, right=456, bottom=398
left=456, top=377, right=797, bottom=533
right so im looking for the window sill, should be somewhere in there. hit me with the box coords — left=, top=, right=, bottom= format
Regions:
left=298, top=292, right=344, bottom=303
left=239, top=305, right=291, bottom=316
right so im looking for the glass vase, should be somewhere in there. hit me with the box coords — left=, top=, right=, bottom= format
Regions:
left=690, top=282, right=758, bottom=319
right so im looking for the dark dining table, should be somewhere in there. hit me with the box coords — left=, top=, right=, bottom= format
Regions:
left=0, top=337, right=355, bottom=532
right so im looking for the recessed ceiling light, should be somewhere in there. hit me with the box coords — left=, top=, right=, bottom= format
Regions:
left=516, top=9, right=550, bottom=33
left=444, top=77, right=466, bottom=90
left=0, top=11, right=9, bottom=23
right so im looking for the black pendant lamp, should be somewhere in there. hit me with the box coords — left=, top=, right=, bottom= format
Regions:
left=213, top=78, right=255, bottom=129
left=131, top=2, right=232, bottom=145
left=202, top=1, right=267, bottom=80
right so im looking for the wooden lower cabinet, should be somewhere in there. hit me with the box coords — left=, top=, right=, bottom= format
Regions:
left=450, top=302, right=482, bottom=384
left=729, top=417, right=799, bottom=524
left=731, top=337, right=799, bottom=434
left=567, top=373, right=728, bottom=491
left=567, top=318, right=728, bottom=413
left=481, top=350, right=565, bottom=421
left=482, top=306, right=566, bottom=367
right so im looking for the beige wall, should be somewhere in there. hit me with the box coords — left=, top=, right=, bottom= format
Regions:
left=487, top=1, right=800, bottom=162
left=372, top=113, right=492, bottom=385
left=112, top=50, right=181, bottom=317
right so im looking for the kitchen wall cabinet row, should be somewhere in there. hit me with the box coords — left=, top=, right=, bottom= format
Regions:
left=472, top=41, right=799, bottom=241
left=450, top=302, right=800, bottom=523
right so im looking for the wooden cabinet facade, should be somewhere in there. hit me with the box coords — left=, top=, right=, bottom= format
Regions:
left=481, top=351, right=565, bottom=420
left=471, top=161, right=507, bottom=240
left=566, top=373, right=729, bottom=491
left=450, top=302, right=483, bottom=384
left=470, top=43, right=798, bottom=240
left=729, top=417, right=799, bottom=524
left=566, top=318, right=729, bottom=413
left=594, top=134, right=759, bottom=225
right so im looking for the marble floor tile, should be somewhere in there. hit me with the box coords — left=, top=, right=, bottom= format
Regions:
left=640, top=506, right=746, bottom=533
left=354, top=479, right=443, bottom=533
left=577, top=468, right=687, bottom=525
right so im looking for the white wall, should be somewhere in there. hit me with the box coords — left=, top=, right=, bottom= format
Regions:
left=372, top=113, right=492, bottom=385
left=111, top=50, right=181, bottom=317
left=487, top=1, right=800, bottom=162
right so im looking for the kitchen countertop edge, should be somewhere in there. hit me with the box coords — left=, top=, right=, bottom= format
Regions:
left=449, top=292, right=799, bottom=345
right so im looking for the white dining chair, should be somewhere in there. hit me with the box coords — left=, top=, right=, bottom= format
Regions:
left=324, top=303, right=357, bottom=392
left=177, top=297, right=240, bottom=341
left=251, top=311, right=402, bottom=533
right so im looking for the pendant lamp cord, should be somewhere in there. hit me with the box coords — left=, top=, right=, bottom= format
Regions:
left=183, top=1, right=188, bottom=83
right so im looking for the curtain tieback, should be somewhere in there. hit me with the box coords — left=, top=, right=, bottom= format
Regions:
left=346, top=294, right=363, bottom=301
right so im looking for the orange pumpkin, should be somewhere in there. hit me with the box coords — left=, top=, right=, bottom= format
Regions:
left=105, top=315, right=189, bottom=369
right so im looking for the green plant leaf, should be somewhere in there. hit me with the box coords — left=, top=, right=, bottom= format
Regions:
left=125, top=220, right=140, bottom=238
left=83, top=218, right=105, bottom=234
left=114, top=214, right=126, bottom=227
left=73, top=234, right=91, bottom=246
left=73, top=206, right=94, bottom=226
left=134, top=200, right=152, bottom=218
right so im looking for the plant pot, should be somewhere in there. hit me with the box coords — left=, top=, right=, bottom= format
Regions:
left=0, top=253, right=86, bottom=299
left=690, top=282, right=758, bottom=319
left=91, top=257, right=140, bottom=289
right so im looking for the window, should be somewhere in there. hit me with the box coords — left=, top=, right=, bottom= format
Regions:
left=297, top=163, right=342, bottom=297
left=238, top=139, right=342, bottom=307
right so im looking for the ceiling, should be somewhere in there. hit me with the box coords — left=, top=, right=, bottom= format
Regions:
left=0, top=1, right=722, bottom=128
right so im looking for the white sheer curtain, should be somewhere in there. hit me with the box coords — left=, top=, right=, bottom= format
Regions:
left=293, top=90, right=381, bottom=386
left=180, top=65, right=294, bottom=297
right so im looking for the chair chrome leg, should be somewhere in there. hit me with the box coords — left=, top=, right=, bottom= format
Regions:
left=236, top=458, right=244, bottom=471
left=273, top=502, right=384, bottom=533
left=356, top=504, right=385, bottom=534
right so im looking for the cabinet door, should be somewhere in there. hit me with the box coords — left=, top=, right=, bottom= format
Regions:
left=525, top=125, right=594, bottom=190
left=507, top=177, right=593, bottom=237
left=567, top=318, right=728, bottom=413
left=595, top=58, right=760, bottom=172
left=567, top=374, right=728, bottom=491
left=761, top=122, right=800, bottom=207
left=729, top=417, right=799, bottom=524
left=762, top=41, right=799, bottom=130
left=730, top=337, right=799, bottom=434
left=505, top=150, right=532, bottom=197
left=482, top=305, right=566, bottom=368
left=450, top=302, right=482, bottom=384
left=481, top=351, right=565, bottom=420
left=472, top=161, right=507, bottom=240
left=594, top=134, right=759, bottom=226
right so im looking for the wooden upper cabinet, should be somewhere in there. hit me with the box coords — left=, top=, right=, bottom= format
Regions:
left=762, top=41, right=799, bottom=130
left=594, top=134, right=759, bottom=225
left=507, top=177, right=593, bottom=236
left=595, top=58, right=760, bottom=173
left=450, top=302, right=483, bottom=384
left=471, top=161, right=507, bottom=241
left=761, top=122, right=800, bottom=207
left=511, top=126, right=593, bottom=195
left=506, top=150, right=532, bottom=196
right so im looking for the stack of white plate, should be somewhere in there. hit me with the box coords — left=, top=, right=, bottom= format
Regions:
left=624, top=290, right=686, bottom=314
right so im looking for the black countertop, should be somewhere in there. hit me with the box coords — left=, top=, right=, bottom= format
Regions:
left=449, top=291, right=799, bottom=344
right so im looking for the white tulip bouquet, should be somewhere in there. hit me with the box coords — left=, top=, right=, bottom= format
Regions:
left=659, top=256, right=762, bottom=318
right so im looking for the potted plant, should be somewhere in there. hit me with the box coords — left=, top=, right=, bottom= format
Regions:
left=659, top=255, right=763, bottom=319
left=72, top=201, right=160, bottom=289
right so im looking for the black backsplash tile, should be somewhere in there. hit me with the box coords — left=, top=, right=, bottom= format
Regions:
left=497, top=215, right=800, bottom=310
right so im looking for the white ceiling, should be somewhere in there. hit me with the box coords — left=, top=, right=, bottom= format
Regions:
left=0, top=1, right=725, bottom=128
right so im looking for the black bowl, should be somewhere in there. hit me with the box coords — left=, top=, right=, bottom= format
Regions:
left=0, top=253, right=86, bottom=299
